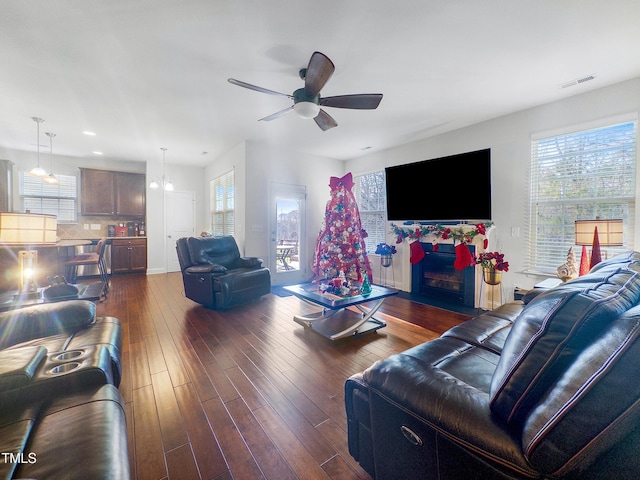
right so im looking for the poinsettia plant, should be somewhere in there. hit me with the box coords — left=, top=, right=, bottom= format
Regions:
left=474, top=251, right=509, bottom=271
left=375, top=243, right=397, bottom=256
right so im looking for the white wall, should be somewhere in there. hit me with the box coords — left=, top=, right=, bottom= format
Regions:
left=345, top=77, right=640, bottom=300
left=243, top=141, right=344, bottom=276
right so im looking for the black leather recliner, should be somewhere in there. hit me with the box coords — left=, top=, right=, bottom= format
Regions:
left=346, top=252, right=640, bottom=479
left=176, top=236, right=271, bottom=310
left=0, top=300, right=129, bottom=479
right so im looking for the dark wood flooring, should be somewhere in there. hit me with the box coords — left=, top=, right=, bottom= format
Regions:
left=96, top=273, right=470, bottom=480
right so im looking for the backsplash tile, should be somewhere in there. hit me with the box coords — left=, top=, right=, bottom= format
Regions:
left=58, top=216, right=144, bottom=239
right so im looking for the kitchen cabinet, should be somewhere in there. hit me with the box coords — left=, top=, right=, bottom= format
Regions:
left=80, top=168, right=145, bottom=216
left=111, top=237, right=147, bottom=274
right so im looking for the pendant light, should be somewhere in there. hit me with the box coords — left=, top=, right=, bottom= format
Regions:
left=43, top=132, right=59, bottom=185
left=162, top=148, right=174, bottom=191
left=149, top=147, right=174, bottom=191
left=29, top=117, right=48, bottom=177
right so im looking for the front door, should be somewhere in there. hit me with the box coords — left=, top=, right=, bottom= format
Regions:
left=270, top=183, right=307, bottom=285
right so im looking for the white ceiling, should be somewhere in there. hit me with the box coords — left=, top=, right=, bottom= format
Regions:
left=2, top=0, right=640, bottom=167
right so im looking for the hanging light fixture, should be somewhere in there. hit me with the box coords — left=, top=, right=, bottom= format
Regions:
left=29, top=117, right=48, bottom=177
left=149, top=147, right=174, bottom=191
left=43, top=132, right=59, bottom=185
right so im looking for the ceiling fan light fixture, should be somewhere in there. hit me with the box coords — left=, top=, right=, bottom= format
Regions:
left=293, top=101, right=320, bottom=119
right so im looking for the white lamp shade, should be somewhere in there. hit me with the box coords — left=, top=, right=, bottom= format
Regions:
left=575, top=219, right=623, bottom=246
left=0, top=213, right=57, bottom=244
left=293, top=101, right=320, bottom=119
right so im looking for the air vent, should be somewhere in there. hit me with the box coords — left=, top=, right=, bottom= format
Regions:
left=560, top=74, right=596, bottom=89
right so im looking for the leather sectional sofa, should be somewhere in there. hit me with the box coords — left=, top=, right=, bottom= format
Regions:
left=176, top=235, right=271, bottom=310
left=346, top=252, right=640, bottom=479
left=0, top=300, right=129, bottom=479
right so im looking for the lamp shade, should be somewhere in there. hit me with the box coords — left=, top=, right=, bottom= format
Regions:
left=293, top=101, right=320, bottom=119
left=0, top=213, right=57, bottom=244
left=575, top=219, right=623, bottom=246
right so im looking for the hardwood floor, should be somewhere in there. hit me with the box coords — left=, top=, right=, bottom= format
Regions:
left=96, top=273, right=470, bottom=480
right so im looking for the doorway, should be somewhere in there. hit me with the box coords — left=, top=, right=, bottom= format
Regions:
left=270, top=183, right=307, bottom=285
left=166, top=190, right=195, bottom=273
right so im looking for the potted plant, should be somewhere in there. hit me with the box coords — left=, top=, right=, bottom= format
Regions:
left=375, top=242, right=397, bottom=268
left=474, top=251, right=509, bottom=285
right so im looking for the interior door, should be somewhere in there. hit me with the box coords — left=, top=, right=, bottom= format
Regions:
left=270, top=183, right=307, bottom=285
left=166, top=190, right=195, bottom=272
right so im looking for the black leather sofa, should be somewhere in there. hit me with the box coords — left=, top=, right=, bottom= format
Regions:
left=0, top=300, right=129, bottom=479
left=176, top=236, right=271, bottom=310
left=346, top=252, right=640, bottom=479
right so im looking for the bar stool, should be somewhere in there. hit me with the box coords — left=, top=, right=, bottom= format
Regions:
left=65, top=238, right=109, bottom=294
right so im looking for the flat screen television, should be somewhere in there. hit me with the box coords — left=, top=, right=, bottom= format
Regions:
left=385, top=148, right=491, bottom=222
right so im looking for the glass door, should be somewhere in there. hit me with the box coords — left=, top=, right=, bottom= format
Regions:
left=270, top=183, right=307, bottom=285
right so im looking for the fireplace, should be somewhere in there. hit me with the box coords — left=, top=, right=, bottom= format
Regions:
left=411, top=242, right=475, bottom=307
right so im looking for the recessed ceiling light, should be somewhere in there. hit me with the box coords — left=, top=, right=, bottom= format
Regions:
left=93, top=151, right=103, bottom=155
left=82, top=131, right=96, bottom=136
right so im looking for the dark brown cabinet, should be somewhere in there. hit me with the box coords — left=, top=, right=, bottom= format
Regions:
left=111, top=238, right=147, bottom=274
left=80, top=168, right=145, bottom=217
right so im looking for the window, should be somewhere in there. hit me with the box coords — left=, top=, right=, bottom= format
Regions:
left=19, top=172, right=78, bottom=223
left=211, top=169, right=234, bottom=236
left=529, top=120, right=637, bottom=273
left=355, top=171, right=387, bottom=252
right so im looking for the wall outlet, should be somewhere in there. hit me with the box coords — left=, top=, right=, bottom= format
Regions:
left=90, top=224, right=101, bottom=230
left=511, top=226, right=520, bottom=237
left=84, top=224, right=89, bottom=230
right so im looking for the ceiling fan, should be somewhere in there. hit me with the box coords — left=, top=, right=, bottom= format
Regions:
left=228, top=51, right=383, bottom=131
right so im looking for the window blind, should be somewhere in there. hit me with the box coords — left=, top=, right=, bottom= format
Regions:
left=529, top=121, right=637, bottom=273
left=19, top=171, right=78, bottom=223
left=355, top=171, right=387, bottom=252
left=211, top=169, right=234, bottom=236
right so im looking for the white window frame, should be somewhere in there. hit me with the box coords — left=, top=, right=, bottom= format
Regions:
left=528, top=118, right=637, bottom=274
left=19, top=171, right=78, bottom=223
left=355, top=171, right=387, bottom=253
left=210, top=169, right=234, bottom=236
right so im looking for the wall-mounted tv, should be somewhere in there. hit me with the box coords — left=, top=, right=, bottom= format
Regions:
left=385, top=148, right=491, bottom=222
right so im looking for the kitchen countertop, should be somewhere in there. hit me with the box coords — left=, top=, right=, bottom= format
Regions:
left=60, top=236, right=147, bottom=241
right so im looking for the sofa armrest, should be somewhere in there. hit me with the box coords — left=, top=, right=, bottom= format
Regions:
left=238, top=257, right=263, bottom=268
left=0, top=300, right=96, bottom=350
left=185, top=264, right=227, bottom=274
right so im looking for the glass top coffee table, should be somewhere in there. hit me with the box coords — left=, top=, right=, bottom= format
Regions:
left=284, top=283, right=398, bottom=340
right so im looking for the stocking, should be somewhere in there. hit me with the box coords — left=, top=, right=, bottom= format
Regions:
left=409, top=241, right=425, bottom=264
left=454, top=243, right=473, bottom=270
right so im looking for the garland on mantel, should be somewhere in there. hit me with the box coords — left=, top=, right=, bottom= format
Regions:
left=390, top=222, right=493, bottom=245
left=390, top=222, right=495, bottom=267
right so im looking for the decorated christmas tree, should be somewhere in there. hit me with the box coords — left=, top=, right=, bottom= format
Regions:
left=312, top=172, right=373, bottom=283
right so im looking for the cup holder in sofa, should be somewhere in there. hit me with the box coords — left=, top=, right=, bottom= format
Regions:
left=54, top=350, right=85, bottom=361
left=31, top=345, right=114, bottom=389
left=48, top=362, right=82, bottom=375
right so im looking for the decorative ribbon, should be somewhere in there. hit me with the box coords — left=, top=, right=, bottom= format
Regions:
left=329, top=172, right=354, bottom=191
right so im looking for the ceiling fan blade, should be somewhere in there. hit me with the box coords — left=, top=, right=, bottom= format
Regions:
left=320, top=94, right=383, bottom=110
left=314, top=109, right=338, bottom=131
left=259, top=106, right=294, bottom=122
left=304, top=52, right=335, bottom=98
left=228, top=78, right=293, bottom=99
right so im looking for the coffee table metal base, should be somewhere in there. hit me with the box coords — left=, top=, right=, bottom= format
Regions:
left=293, top=297, right=387, bottom=340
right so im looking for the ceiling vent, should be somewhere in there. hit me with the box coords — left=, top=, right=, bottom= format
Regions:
left=560, top=74, right=596, bottom=89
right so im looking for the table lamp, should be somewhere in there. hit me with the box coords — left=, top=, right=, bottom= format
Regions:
left=575, top=218, right=623, bottom=272
left=0, top=212, right=57, bottom=295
